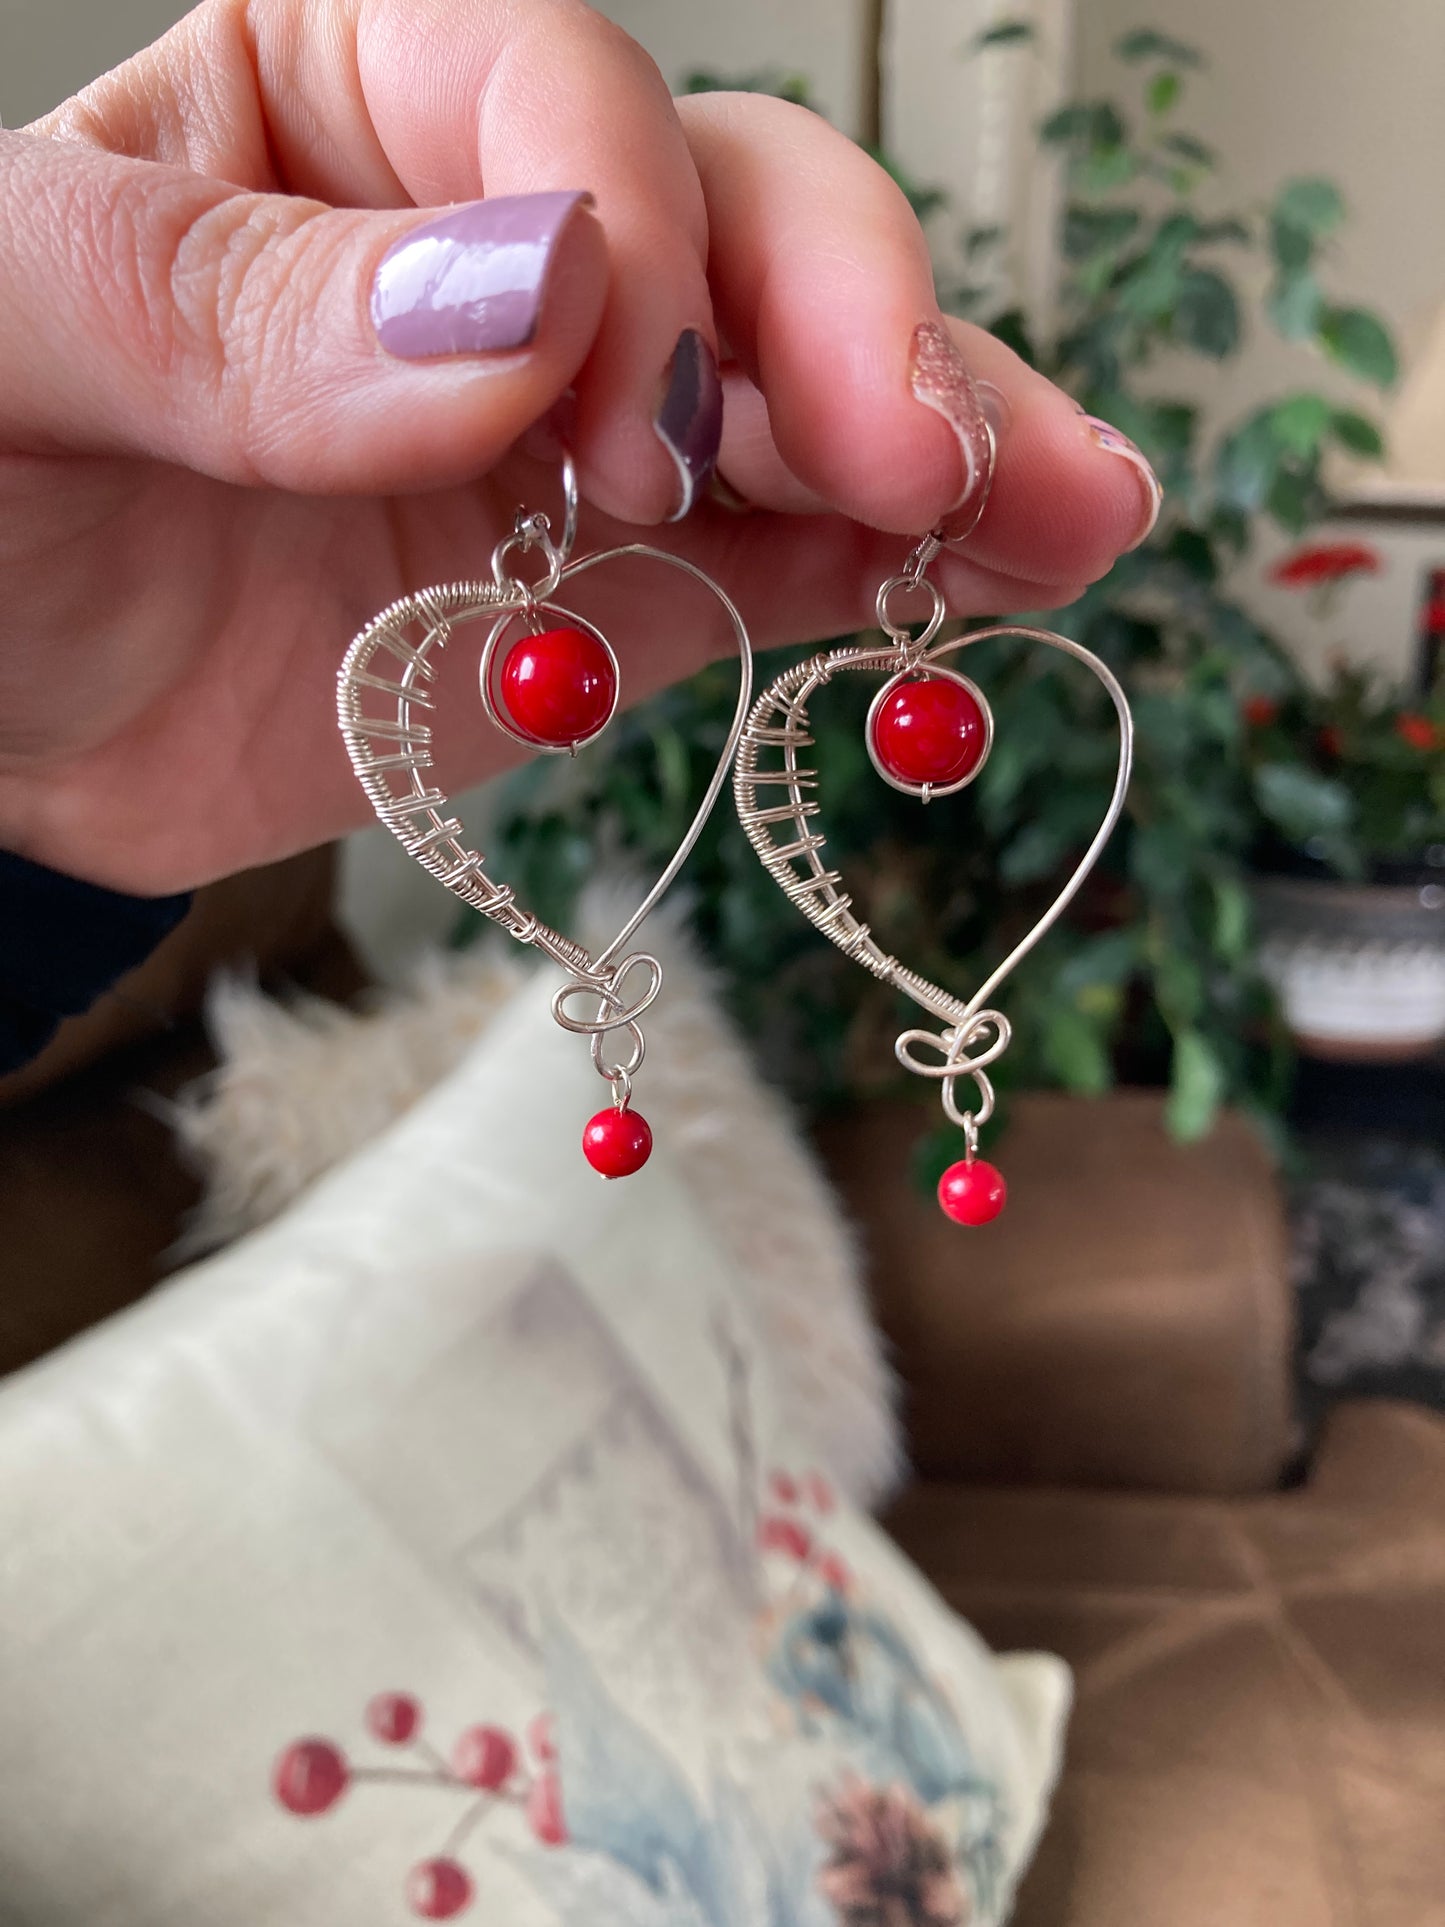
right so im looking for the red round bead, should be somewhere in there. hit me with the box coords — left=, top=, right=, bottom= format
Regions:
left=937, top=1158, right=1007, bottom=1226
left=500, top=625, right=616, bottom=748
left=581, top=1107, right=653, bottom=1178
left=273, top=1739, right=349, bottom=1816
left=871, top=674, right=987, bottom=789
left=407, top=1858, right=474, bottom=1920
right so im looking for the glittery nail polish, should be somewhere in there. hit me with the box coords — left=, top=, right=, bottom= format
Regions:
left=1083, top=416, right=1163, bottom=548
left=654, top=329, right=723, bottom=520
left=909, top=320, right=998, bottom=539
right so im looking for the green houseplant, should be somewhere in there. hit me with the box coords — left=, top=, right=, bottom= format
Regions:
left=485, top=25, right=1401, bottom=1165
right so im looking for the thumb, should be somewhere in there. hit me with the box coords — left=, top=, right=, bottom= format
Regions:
left=0, top=131, right=605, bottom=491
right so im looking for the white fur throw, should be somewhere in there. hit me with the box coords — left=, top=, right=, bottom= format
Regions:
left=170, top=891, right=904, bottom=1510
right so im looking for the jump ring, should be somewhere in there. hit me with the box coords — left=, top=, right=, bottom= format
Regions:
left=876, top=574, right=946, bottom=650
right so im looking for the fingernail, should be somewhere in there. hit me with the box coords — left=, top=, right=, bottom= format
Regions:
left=909, top=320, right=996, bottom=535
left=371, top=190, right=592, bottom=359
left=654, top=329, right=723, bottom=521
left=1083, top=416, right=1163, bottom=548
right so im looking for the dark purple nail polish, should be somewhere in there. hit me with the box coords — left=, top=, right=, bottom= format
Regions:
left=654, top=329, right=722, bottom=520
left=371, top=191, right=591, bottom=359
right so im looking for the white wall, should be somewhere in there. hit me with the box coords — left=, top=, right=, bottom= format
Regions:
left=1, top=0, right=188, bottom=125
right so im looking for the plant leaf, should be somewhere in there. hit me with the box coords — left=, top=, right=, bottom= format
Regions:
left=1270, top=393, right=1332, bottom=459
left=1147, top=70, right=1182, bottom=114
left=1116, top=28, right=1203, bottom=66
left=1319, top=306, right=1399, bottom=387
left=965, top=222, right=1005, bottom=258
left=1077, top=143, right=1139, bottom=193
left=1267, top=268, right=1323, bottom=340
left=1063, top=203, right=1143, bottom=260
left=1041, top=100, right=1126, bottom=148
left=1167, top=1028, right=1226, bottom=1140
left=1331, top=408, right=1385, bottom=458
left=1266, top=464, right=1326, bottom=533
left=1042, top=1003, right=1113, bottom=1094
left=1273, top=176, right=1346, bottom=239
left=1162, top=131, right=1217, bottom=168
left=1212, top=876, right=1253, bottom=962
left=1269, top=215, right=1315, bottom=274
left=1253, top=761, right=1354, bottom=843
left=972, top=18, right=1035, bottom=48
left=1174, top=268, right=1240, bottom=357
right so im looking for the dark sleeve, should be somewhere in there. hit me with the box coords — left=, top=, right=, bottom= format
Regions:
left=0, top=849, right=192, bottom=1075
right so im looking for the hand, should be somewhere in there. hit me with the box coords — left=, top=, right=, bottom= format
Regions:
left=0, top=0, right=1160, bottom=894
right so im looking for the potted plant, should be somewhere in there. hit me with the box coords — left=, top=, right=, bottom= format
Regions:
left=1242, top=540, right=1445, bottom=1058
left=484, top=26, right=1400, bottom=1177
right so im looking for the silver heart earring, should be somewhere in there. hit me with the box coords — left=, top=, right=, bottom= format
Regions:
left=734, top=454, right=1133, bottom=1226
left=338, top=452, right=752, bottom=1178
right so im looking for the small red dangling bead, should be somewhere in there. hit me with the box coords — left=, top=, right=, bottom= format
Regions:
left=582, top=1106, right=653, bottom=1179
left=937, top=1158, right=1007, bottom=1225
left=871, top=674, right=987, bottom=789
left=500, top=625, right=616, bottom=748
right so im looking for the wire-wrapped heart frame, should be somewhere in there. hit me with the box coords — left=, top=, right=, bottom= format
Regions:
left=734, top=543, right=1132, bottom=1220
left=337, top=459, right=752, bottom=1168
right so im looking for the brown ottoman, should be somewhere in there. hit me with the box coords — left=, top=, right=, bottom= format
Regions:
left=887, top=1400, right=1445, bottom=1927
left=821, top=1091, right=1296, bottom=1494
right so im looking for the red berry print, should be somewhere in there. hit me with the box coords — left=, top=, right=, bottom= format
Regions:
left=758, top=1515, right=813, bottom=1562
left=453, top=1725, right=516, bottom=1791
left=407, top=1858, right=474, bottom=1920
left=870, top=674, right=988, bottom=790
left=937, top=1159, right=1007, bottom=1226
left=802, top=1471, right=835, bottom=1515
left=527, top=1771, right=568, bottom=1846
left=366, top=1692, right=422, bottom=1745
left=817, top=1553, right=851, bottom=1592
left=581, top=1107, right=653, bottom=1179
left=769, top=1471, right=799, bottom=1506
left=273, top=1738, right=349, bottom=1816
left=1242, top=695, right=1279, bottom=727
left=500, top=625, right=616, bottom=749
left=527, top=1712, right=557, bottom=1765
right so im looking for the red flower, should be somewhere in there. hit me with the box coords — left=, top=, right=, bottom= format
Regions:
left=1397, top=713, right=1439, bottom=751
left=1271, top=542, right=1381, bottom=588
left=1317, top=725, right=1344, bottom=757
left=1242, top=695, right=1279, bottom=727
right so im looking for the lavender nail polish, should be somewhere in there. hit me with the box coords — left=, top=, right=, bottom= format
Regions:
left=371, top=191, right=591, bottom=359
left=654, top=329, right=722, bottom=520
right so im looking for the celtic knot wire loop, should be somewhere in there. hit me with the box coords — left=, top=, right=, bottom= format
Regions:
left=550, top=953, right=662, bottom=1094
left=895, top=1010, right=1012, bottom=1135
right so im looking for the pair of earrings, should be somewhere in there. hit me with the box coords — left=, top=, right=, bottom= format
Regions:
left=337, top=447, right=1132, bottom=1226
